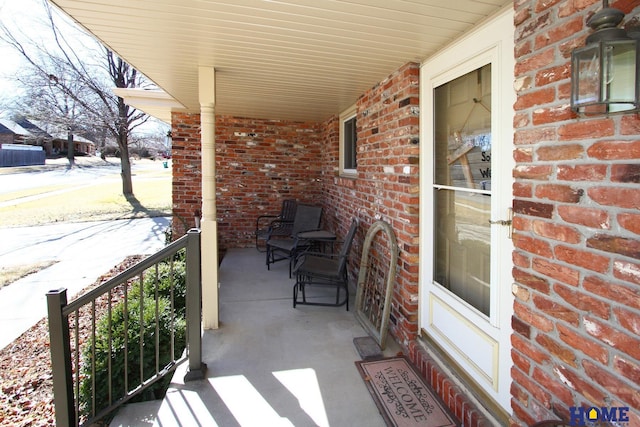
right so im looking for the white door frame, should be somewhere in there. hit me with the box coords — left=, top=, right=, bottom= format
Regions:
left=418, top=7, right=515, bottom=412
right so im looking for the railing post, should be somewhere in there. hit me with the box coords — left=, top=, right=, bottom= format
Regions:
left=184, top=228, right=207, bottom=381
left=47, top=288, right=75, bottom=427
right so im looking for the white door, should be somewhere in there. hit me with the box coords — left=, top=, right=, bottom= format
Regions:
left=419, top=8, right=515, bottom=412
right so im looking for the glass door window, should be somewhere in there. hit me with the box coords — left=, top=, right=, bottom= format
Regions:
left=433, top=65, right=492, bottom=316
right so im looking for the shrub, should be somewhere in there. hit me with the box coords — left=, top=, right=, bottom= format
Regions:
left=141, top=260, right=187, bottom=317
left=79, top=260, right=187, bottom=418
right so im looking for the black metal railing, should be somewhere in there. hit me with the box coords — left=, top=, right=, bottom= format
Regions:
left=47, top=228, right=205, bottom=427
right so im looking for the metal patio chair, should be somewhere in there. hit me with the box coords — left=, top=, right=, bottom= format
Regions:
left=292, top=218, right=358, bottom=310
left=255, top=199, right=297, bottom=252
left=266, top=204, right=323, bottom=277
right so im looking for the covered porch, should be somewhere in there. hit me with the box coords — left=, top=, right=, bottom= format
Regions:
left=111, top=248, right=403, bottom=427
left=47, top=1, right=640, bottom=425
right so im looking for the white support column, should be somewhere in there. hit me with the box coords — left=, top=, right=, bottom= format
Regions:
left=199, top=66, right=219, bottom=329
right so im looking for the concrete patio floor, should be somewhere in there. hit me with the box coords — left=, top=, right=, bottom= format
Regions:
left=111, top=248, right=402, bottom=427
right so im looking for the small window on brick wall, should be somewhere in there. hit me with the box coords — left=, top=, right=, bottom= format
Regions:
left=340, top=104, right=357, bottom=176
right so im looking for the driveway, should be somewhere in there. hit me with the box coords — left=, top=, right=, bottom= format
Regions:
left=0, top=217, right=170, bottom=350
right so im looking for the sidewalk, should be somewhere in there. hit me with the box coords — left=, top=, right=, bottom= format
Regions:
left=0, top=217, right=170, bottom=350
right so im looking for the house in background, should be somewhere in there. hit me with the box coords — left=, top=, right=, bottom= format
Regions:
left=0, top=119, right=46, bottom=166
left=48, top=1, right=640, bottom=425
left=0, top=118, right=40, bottom=145
left=48, top=132, right=96, bottom=156
left=0, top=117, right=95, bottom=157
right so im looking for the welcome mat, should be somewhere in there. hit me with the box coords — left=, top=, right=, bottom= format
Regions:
left=355, top=356, right=460, bottom=427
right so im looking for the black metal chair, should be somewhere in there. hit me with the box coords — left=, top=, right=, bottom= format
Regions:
left=266, top=204, right=323, bottom=277
left=255, top=199, right=297, bottom=252
left=292, top=218, right=358, bottom=310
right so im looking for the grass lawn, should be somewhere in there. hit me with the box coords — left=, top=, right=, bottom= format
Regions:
left=0, top=260, right=59, bottom=289
left=0, top=162, right=172, bottom=227
left=0, top=159, right=172, bottom=287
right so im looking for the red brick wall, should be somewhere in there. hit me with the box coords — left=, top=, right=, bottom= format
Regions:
left=316, top=63, right=489, bottom=426
left=215, top=116, right=323, bottom=249
left=171, top=112, right=202, bottom=237
left=511, top=1, right=640, bottom=425
left=171, top=113, right=323, bottom=247
left=320, top=62, right=421, bottom=346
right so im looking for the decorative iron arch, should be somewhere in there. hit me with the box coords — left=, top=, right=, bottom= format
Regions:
left=354, top=220, right=399, bottom=350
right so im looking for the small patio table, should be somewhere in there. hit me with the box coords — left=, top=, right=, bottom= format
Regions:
left=297, top=229, right=336, bottom=253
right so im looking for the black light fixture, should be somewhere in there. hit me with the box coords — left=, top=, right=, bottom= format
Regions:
left=571, top=0, right=640, bottom=115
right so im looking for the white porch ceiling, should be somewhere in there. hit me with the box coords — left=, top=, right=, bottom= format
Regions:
left=49, top=0, right=511, bottom=122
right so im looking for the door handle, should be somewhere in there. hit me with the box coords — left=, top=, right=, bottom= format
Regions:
left=488, top=208, right=513, bottom=239
left=488, top=219, right=512, bottom=226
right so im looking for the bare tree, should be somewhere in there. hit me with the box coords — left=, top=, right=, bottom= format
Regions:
left=105, top=51, right=149, bottom=195
left=11, top=65, right=91, bottom=166
left=0, top=0, right=150, bottom=197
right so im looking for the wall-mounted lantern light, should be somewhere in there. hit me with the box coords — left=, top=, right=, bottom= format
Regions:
left=571, top=0, right=640, bottom=115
